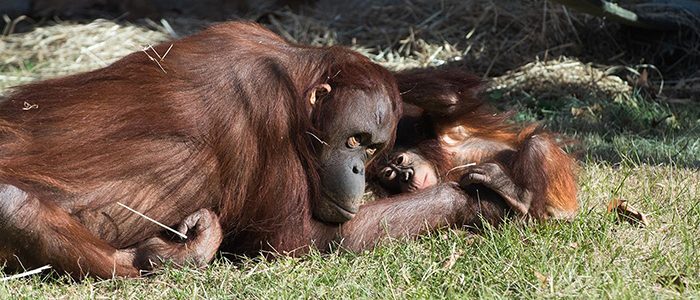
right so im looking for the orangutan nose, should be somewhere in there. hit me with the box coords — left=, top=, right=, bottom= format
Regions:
left=352, top=164, right=364, bottom=175
left=400, top=168, right=414, bottom=183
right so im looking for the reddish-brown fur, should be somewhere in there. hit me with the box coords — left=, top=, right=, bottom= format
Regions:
left=0, top=21, right=400, bottom=277
left=0, top=22, right=526, bottom=279
left=377, top=69, right=579, bottom=220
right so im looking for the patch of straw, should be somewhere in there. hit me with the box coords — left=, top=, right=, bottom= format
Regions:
left=0, top=19, right=169, bottom=89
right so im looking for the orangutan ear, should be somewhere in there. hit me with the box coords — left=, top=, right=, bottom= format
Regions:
left=309, top=83, right=331, bottom=106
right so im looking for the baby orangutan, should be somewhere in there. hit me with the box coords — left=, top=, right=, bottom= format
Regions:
left=373, top=69, right=578, bottom=221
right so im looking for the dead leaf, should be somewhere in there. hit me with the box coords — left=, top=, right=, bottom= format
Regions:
left=636, top=69, right=650, bottom=88
left=442, top=249, right=463, bottom=269
left=534, top=271, right=549, bottom=287
left=607, top=198, right=649, bottom=227
left=570, top=107, right=585, bottom=117
left=570, top=103, right=602, bottom=118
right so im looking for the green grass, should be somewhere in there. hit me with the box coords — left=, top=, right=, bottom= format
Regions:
left=491, top=86, right=700, bottom=168
left=1, top=163, right=698, bottom=299
left=1, top=65, right=700, bottom=299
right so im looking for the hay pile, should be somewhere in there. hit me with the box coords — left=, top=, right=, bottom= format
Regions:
left=489, top=57, right=632, bottom=102
left=0, top=19, right=170, bottom=89
left=1, top=0, right=698, bottom=99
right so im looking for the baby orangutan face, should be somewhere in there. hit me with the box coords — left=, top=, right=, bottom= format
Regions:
left=378, top=150, right=439, bottom=194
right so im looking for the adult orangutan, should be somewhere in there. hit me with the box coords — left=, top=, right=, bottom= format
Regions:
left=373, top=69, right=578, bottom=221
left=0, top=21, right=547, bottom=279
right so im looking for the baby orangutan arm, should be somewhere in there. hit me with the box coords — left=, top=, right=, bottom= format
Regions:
left=338, top=182, right=510, bottom=251
left=458, top=162, right=531, bottom=216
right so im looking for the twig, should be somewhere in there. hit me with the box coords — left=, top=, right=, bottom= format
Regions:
left=445, top=163, right=477, bottom=177
left=160, top=19, right=178, bottom=38
left=2, top=15, right=27, bottom=36
left=0, top=265, right=51, bottom=281
left=80, top=47, right=108, bottom=67
left=161, top=44, right=174, bottom=61
left=22, top=102, right=38, bottom=111
left=117, top=202, right=187, bottom=239
left=306, top=131, right=329, bottom=146
left=141, top=45, right=167, bottom=74
left=636, top=64, right=665, bottom=96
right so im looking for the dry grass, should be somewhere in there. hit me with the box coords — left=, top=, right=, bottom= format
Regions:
left=3, top=0, right=698, bottom=99
left=0, top=19, right=170, bottom=89
left=272, top=0, right=594, bottom=73
left=279, top=0, right=699, bottom=99
left=489, top=57, right=632, bottom=102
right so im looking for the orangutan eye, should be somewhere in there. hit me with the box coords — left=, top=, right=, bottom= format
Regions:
left=347, top=135, right=361, bottom=148
left=382, top=168, right=396, bottom=180
left=393, top=154, right=404, bottom=165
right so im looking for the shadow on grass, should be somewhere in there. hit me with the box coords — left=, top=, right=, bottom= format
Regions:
left=485, top=84, right=700, bottom=168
